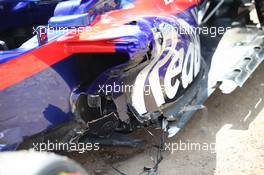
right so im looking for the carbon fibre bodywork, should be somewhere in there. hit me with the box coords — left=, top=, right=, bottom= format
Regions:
left=0, top=0, right=263, bottom=151
left=0, top=0, right=201, bottom=150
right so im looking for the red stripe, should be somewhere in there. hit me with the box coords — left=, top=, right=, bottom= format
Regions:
left=0, top=41, right=70, bottom=90
left=0, top=0, right=197, bottom=90
left=0, top=39, right=116, bottom=90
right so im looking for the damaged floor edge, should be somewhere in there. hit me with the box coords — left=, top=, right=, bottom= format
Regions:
left=64, top=63, right=264, bottom=175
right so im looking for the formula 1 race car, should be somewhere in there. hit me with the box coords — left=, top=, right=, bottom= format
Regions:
left=0, top=0, right=263, bottom=155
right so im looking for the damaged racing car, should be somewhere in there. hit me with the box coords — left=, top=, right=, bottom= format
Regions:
left=0, top=0, right=264, bottom=162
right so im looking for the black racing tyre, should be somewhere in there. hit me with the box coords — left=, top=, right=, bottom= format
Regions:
left=0, top=151, right=88, bottom=175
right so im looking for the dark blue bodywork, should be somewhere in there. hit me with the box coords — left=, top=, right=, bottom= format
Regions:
left=0, top=0, right=202, bottom=151
left=0, top=0, right=63, bottom=32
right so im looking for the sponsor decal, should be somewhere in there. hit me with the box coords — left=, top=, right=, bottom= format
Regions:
left=132, top=21, right=201, bottom=115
